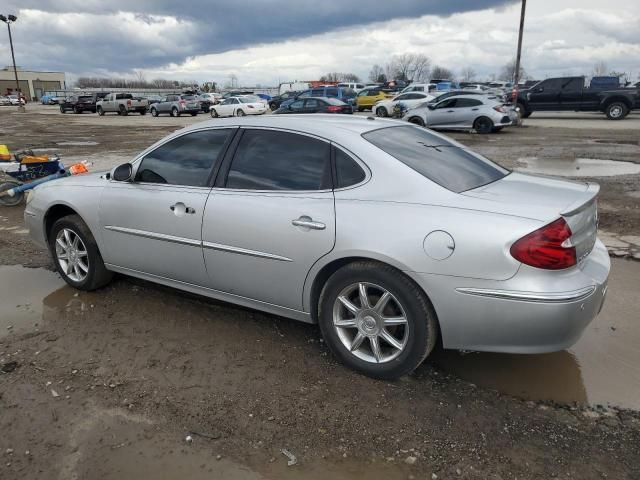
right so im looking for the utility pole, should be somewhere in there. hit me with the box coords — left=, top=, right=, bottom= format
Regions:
left=512, top=0, right=527, bottom=109
left=0, top=14, right=25, bottom=112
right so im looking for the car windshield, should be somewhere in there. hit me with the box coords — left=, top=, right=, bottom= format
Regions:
left=239, top=97, right=257, bottom=104
left=362, top=126, right=508, bottom=193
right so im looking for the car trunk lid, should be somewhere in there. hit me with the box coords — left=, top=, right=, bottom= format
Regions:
left=462, top=172, right=599, bottom=262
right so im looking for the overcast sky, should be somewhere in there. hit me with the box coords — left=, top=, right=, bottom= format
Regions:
left=1, top=0, right=638, bottom=86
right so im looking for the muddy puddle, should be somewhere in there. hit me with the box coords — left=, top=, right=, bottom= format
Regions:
left=433, top=258, right=640, bottom=410
left=66, top=408, right=413, bottom=480
left=0, top=265, right=67, bottom=338
left=515, top=157, right=640, bottom=177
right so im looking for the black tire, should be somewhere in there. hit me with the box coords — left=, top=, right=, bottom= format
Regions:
left=171, top=107, right=179, bottom=117
left=357, top=107, right=364, bottom=112
left=190, top=112, right=197, bottom=116
left=49, top=214, right=113, bottom=291
left=210, top=109, right=218, bottom=118
left=97, top=107, right=104, bottom=116
left=59, top=105, right=65, bottom=113
left=150, top=107, right=158, bottom=117
left=139, top=109, right=147, bottom=115
left=376, top=106, right=388, bottom=117
left=318, top=261, right=438, bottom=380
left=119, top=105, right=128, bottom=116
left=236, top=109, right=245, bottom=117
left=473, top=116, right=494, bottom=134
left=74, top=106, right=82, bottom=114
left=408, top=116, right=425, bottom=127
left=269, top=102, right=277, bottom=111
left=605, top=101, right=628, bottom=120
left=0, top=181, right=24, bottom=206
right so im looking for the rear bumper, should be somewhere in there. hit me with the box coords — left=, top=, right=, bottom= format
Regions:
left=409, top=239, right=610, bottom=353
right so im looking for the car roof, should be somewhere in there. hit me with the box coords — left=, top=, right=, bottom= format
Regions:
left=182, top=114, right=398, bottom=136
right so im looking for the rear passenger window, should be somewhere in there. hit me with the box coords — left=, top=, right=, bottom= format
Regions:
left=135, top=129, right=232, bottom=186
left=326, top=88, right=338, bottom=97
left=226, top=130, right=331, bottom=191
left=335, top=148, right=366, bottom=188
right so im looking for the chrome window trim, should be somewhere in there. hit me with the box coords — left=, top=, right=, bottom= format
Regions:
left=455, top=285, right=596, bottom=303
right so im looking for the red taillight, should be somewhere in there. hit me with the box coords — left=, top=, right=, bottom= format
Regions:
left=493, top=105, right=506, bottom=113
left=326, top=105, right=342, bottom=113
left=510, top=218, right=576, bottom=270
left=127, top=99, right=132, bottom=107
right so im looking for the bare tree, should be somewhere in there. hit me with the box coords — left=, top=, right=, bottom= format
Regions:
left=386, top=53, right=431, bottom=82
left=319, top=72, right=361, bottom=83
left=592, top=61, right=608, bottom=76
left=342, top=73, right=360, bottom=82
left=369, top=64, right=386, bottom=83
left=460, top=67, right=476, bottom=82
left=431, top=65, right=454, bottom=80
left=498, top=58, right=527, bottom=82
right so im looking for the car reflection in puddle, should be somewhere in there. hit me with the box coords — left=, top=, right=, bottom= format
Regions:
left=431, top=258, right=640, bottom=410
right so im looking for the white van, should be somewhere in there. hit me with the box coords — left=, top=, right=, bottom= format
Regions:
left=279, top=82, right=310, bottom=95
left=401, top=83, right=437, bottom=94
left=337, top=82, right=365, bottom=92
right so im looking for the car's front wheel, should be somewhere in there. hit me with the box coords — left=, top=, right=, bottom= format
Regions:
left=236, top=109, right=245, bottom=116
left=408, top=116, right=425, bottom=127
left=49, top=215, right=113, bottom=291
left=318, top=261, right=438, bottom=380
left=150, top=107, right=158, bottom=117
left=375, top=106, right=388, bottom=117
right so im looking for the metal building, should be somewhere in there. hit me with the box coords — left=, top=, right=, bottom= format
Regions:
left=0, top=66, right=66, bottom=101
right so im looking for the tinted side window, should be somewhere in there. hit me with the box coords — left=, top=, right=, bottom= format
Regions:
left=311, top=89, right=325, bottom=96
left=326, top=88, right=338, bottom=97
left=562, top=78, right=584, bottom=91
left=136, top=129, right=232, bottom=186
left=455, top=98, right=483, bottom=107
left=226, top=130, right=331, bottom=191
left=363, top=126, right=507, bottom=193
left=540, top=79, right=563, bottom=91
left=335, top=148, right=366, bottom=188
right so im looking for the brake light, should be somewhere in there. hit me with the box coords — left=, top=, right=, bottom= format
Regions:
left=326, top=105, right=342, bottom=113
left=510, top=218, right=576, bottom=270
left=493, top=105, right=506, bottom=113
left=127, top=99, right=132, bottom=107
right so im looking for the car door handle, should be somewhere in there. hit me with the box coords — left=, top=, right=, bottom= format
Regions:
left=292, top=216, right=326, bottom=230
left=447, top=110, right=454, bottom=113
left=170, top=202, right=196, bottom=215
left=471, top=108, right=479, bottom=111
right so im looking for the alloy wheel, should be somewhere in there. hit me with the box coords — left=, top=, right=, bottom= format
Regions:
left=332, top=282, right=409, bottom=363
left=55, top=228, right=89, bottom=282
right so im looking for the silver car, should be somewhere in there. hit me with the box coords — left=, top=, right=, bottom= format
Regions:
left=404, top=94, right=513, bottom=133
left=24, top=116, right=609, bottom=379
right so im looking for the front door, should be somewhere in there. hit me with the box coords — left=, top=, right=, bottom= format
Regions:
left=427, top=97, right=459, bottom=127
left=99, top=128, right=236, bottom=286
left=202, top=128, right=336, bottom=311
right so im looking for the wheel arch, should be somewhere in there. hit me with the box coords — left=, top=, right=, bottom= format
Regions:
left=43, top=203, right=91, bottom=246
left=304, top=253, right=440, bottom=333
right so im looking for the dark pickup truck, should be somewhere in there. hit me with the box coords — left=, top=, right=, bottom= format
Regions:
left=59, top=92, right=108, bottom=114
left=513, top=76, right=639, bottom=120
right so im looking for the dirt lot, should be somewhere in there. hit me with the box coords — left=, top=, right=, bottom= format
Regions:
left=1, top=105, right=639, bottom=479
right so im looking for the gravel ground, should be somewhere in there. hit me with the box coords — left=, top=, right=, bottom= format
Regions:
left=1, top=105, right=639, bottom=480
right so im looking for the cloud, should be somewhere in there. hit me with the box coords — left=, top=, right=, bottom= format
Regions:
left=0, top=0, right=513, bottom=72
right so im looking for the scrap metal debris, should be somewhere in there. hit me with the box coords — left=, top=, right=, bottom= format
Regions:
left=281, top=448, right=297, bottom=466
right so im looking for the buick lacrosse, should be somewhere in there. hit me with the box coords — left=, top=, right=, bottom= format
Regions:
left=25, top=115, right=609, bottom=379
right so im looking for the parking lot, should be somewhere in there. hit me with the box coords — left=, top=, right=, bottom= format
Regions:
left=1, top=105, right=639, bottom=479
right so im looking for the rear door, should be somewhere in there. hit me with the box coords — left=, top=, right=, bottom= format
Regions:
left=99, top=128, right=236, bottom=286
left=202, top=128, right=336, bottom=311
left=303, top=98, right=321, bottom=113
left=451, top=97, right=484, bottom=127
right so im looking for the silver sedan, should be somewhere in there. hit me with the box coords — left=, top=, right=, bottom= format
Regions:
left=25, top=115, right=609, bottom=379
left=404, top=94, right=514, bottom=133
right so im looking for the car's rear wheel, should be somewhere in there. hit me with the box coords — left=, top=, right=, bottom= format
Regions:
left=236, top=109, right=245, bottom=117
left=59, top=105, right=65, bottom=113
left=150, top=107, right=158, bottom=117
left=408, top=116, right=425, bottom=127
left=74, top=106, right=82, bottom=114
left=49, top=214, right=113, bottom=291
left=172, top=106, right=179, bottom=117
left=97, top=107, right=104, bottom=116
left=119, top=105, right=128, bottom=116
left=139, top=109, right=147, bottom=115
left=376, top=106, right=388, bottom=117
left=473, top=116, right=494, bottom=134
left=210, top=109, right=218, bottom=118
left=318, top=261, right=438, bottom=380
left=190, top=112, right=197, bottom=116
left=605, top=101, right=628, bottom=120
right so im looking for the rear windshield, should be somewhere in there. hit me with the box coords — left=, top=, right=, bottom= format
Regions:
left=362, top=126, right=508, bottom=193
left=181, top=95, right=196, bottom=100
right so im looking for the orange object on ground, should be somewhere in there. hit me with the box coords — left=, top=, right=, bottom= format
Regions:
left=20, top=155, right=50, bottom=164
left=68, top=163, right=89, bottom=175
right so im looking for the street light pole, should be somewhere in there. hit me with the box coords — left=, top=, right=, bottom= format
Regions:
left=0, top=14, right=25, bottom=112
left=511, top=0, right=527, bottom=117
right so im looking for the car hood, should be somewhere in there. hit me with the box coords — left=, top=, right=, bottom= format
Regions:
left=36, top=171, right=108, bottom=191
left=461, top=172, right=598, bottom=222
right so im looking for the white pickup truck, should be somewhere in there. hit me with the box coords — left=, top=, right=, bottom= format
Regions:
left=96, top=93, right=149, bottom=116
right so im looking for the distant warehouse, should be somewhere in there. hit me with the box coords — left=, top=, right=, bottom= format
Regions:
left=0, top=66, right=66, bottom=101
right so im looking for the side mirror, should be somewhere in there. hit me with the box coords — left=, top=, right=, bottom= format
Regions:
left=535, top=87, right=544, bottom=93
left=427, top=104, right=436, bottom=110
left=112, top=163, right=133, bottom=182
